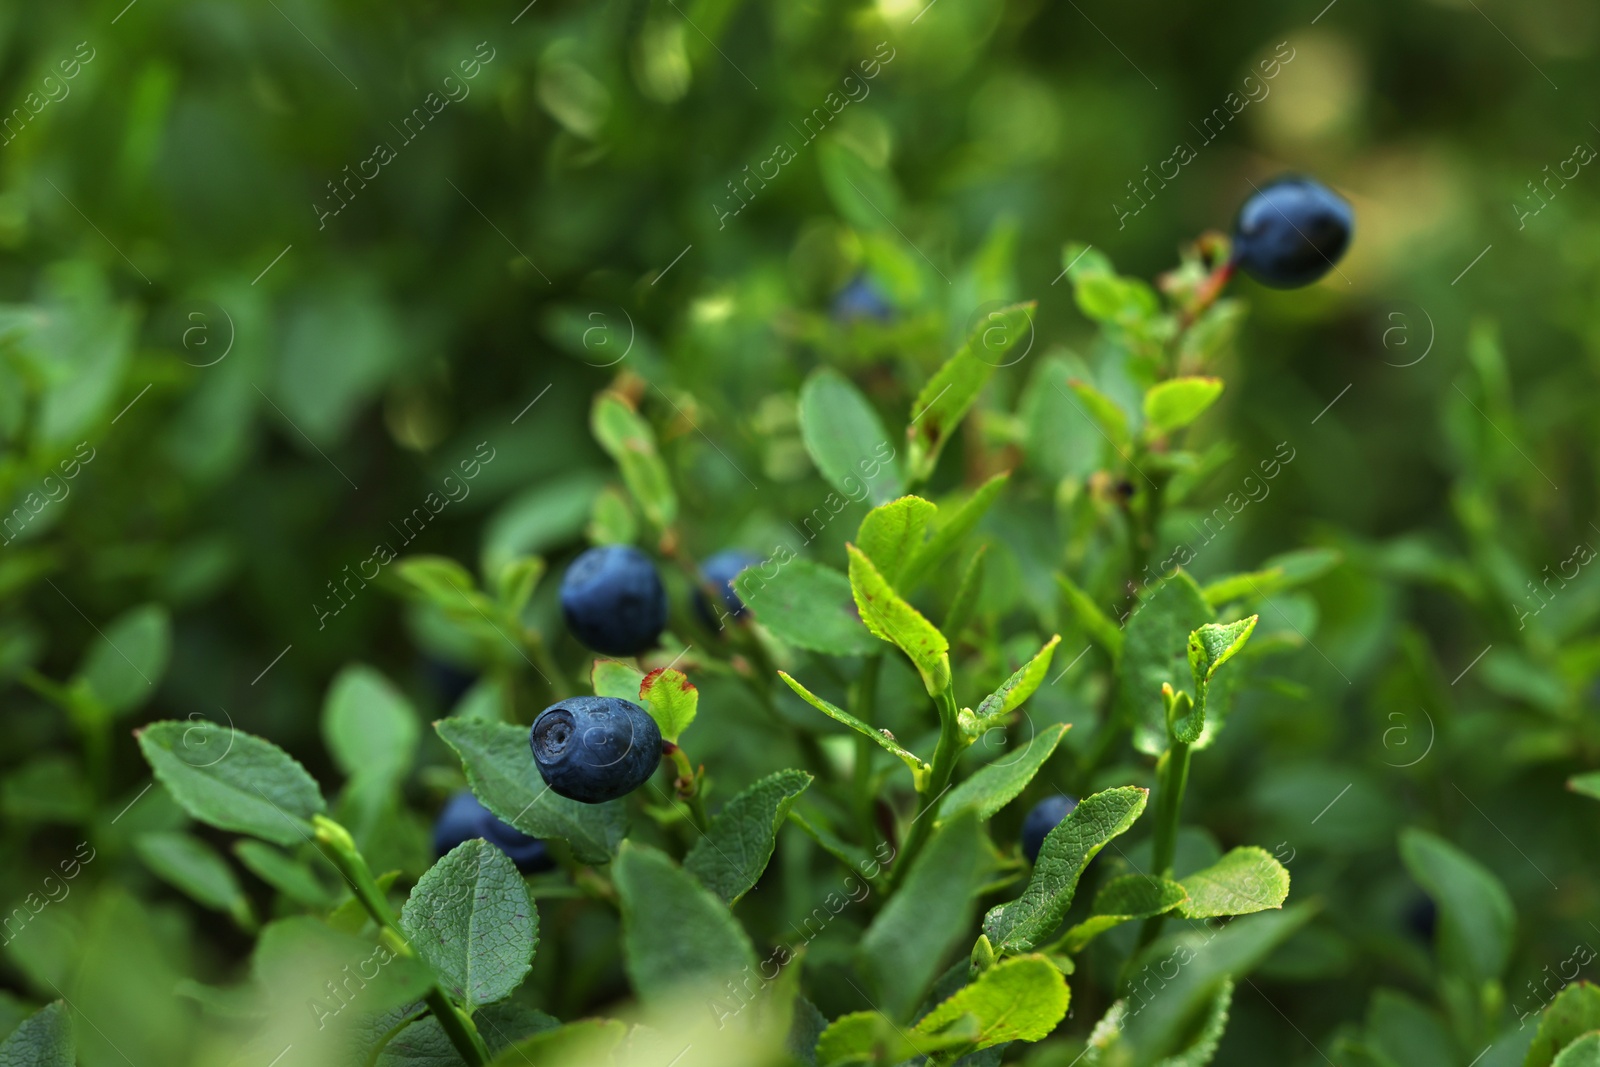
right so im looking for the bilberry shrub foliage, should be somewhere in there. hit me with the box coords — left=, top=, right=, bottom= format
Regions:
left=0, top=205, right=1526, bottom=1067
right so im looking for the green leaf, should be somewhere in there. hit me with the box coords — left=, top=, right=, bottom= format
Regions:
left=817, top=1011, right=973, bottom=1067
left=485, top=1019, right=627, bottom=1067
left=1365, top=989, right=1456, bottom=1067
left=856, top=496, right=937, bottom=587
left=1143, top=377, right=1223, bottom=437
left=134, top=831, right=255, bottom=927
left=858, top=811, right=986, bottom=1021
left=939, top=723, right=1069, bottom=825
left=983, top=785, right=1149, bottom=951
left=591, top=658, right=645, bottom=700
left=399, top=839, right=538, bottom=1007
left=436, top=718, right=629, bottom=865
left=322, top=664, right=419, bottom=791
left=685, top=769, right=813, bottom=904
left=900, top=472, right=1010, bottom=591
left=1056, top=572, right=1123, bottom=657
left=1174, top=616, right=1257, bottom=744
left=1066, top=379, right=1132, bottom=453
left=136, top=721, right=326, bottom=848
left=638, top=666, right=697, bottom=743
left=396, top=555, right=479, bottom=603
left=1199, top=547, right=1341, bottom=607
left=495, top=556, right=546, bottom=616
left=1119, top=571, right=1215, bottom=756
left=1063, top=243, right=1160, bottom=327
left=798, top=368, right=903, bottom=506
left=1177, top=846, right=1289, bottom=919
left=907, top=304, right=1034, bottom=482
left=778, top=671, right=930, bottom=786
left=1553, top=1034, right=1600, bottom=1067
left=0, top=1001, right=72, bottom=1067
left=75, top=603, right=170, bottom=716
left=1568, top=773, right=1600, bottom=802
left=1158, top=977, right=1232, bottom=1067
left=942, top=545, right=987, bottom=641
left=253, top=916, right=434, bottom=1020
left=1528, top=984, right=1600, bottom=1067
left=591, top=391, right=677, bottom=528
left=847, top=543, right=950, bottom=696
left=1058, top=874, right=1188, bottom=952
left=234, top=840, right=336, bottom=909
left=586, top=484, right=638, bottom=547
left=735, top=558, right=879, bottom=657
left=913, top=954, right=1070, bottom=1060
left=614, top=843, right=757, bottom=1006
left=376, top=1004, right=559, bottom=1065
left=970, top=635, right=1060, bottom=727
left=1398, top=828, right=1515, bottom=986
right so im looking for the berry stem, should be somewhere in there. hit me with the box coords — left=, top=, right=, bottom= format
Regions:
left=663, top=742, right=709, bottom=830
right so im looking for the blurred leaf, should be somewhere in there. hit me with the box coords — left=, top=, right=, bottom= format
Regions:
left=858, top=811, right=985, bottom=1021
left=1143, top=377, right=1223, bottom=437
left=906, top=303, right=1034, bottom=482
left=847, top=543, right=950, bottom=695
left=638, top=666, right=698, bottom=743
left=685, top=769, right=813, bottom=904
left=74, top=603, right=169, bottom=716
left=436, top=719, right=627, bottom=864
left=614, top=843, right=757, bottom=1006
left=736, top=558, right=879, bottom=656
left=900, top=471, right=1010, bottom=590
left=856, top=495, right=936, bottom=587
left=1398, top=828, right=1514, bottom=986
left=586, top=486, right=637, bottom=546
left=1020, top=355, right=1101, bottom=482
left=1120, top=572, right=1214, bottom=755
left=322, top=664, right=419, bottom=791
left=1158, top=977, right=1233, bottom=1067
left=817, top=139, right=904, bottom=232
left=484, top=1018, right=627, bottom=1067
left=1062, top=244, right=1160, bottom=329
left=798, top=368, right=902, bottom=506
left=942, top=545, right=987, bottom=640
left=1365, top=989, right=1456, bottom=1067
left=134, top=831, right=254, bottom=927
left=1058, top=874, right=1187, bottom=952
left=399, top=839, right=538, bottom=1007
left=1057, top=572, right=1123, bottom=656
left=1176, top=846, right=1288, bottom=919
left=590, top=391, right=677, bottom=529
left=495, top=556, right=545, bottom=617
left=252, top=916, right=433, bottom=1022
left=1568, top=773, right=1600, bottom=802
left=136, top=721, right=326, bottom=848
left=1066, top=379, right=1132, bottom=453
left=778, top=671, right=930, bottom=785
left=481, top=472, right=608, bottom=576
left=816, top=1010, right=971, bottom=1066
left=0, top=1001, right=72, bottom=1067
left=939, top=723, right=1068, bottom=825
left=983, top=785, right=1149, bottom=951
left=233, top=840, right=335, bottom=909
left=1553, top=1034, right=1600, bottom=1066
left=912, top=954, right=1069, bottom=1059
left=1200, top=547, right=1341, bottom=606
left=592, top=658, right=645, bottom=700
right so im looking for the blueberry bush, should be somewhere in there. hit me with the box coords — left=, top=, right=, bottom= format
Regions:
left=3, top=2, right=1599, bottom=1066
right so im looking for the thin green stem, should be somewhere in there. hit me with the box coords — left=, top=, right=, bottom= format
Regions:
left=890, top=684, right=967, bottom=891
left=1135, top=739, right=1191, bottom=949
left=313, top=817, right=490, bottom=1066
left=665, top=744, right=709, bottom=831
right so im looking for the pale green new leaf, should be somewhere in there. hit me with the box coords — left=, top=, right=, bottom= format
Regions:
left=983, top=785, right=1149, bottom=951
left=591, top=658, right=645, bottom=700
left=971, top=635, right=1061, bottom=726
left=322, top=664, right=419, bottom=790
left=76, top=603, right=170, bottom=716
left=816, top=1011, right=973, bottom=1067
left=136, top=721, right=326, bottom=848
left=638, top=666, right=697, bottom=743
left=1399, top=828, right=1515, bottom=987
left=779, top=671, right=930, bottom=785
left=399, top=839, right=538, bottom=1007
left=1144, top=377, right=1223, bottom=437
left=847, top=543, right=950, bottom=695
left=436, top=719, right=628, bottom=864
left=1568, top=772, right=1600, bottom=802
left=686, top=769, right=813, bottom=904
left=0, top=1002, right=72, bottom=1067
left=614, top=844, right=757, bottom=1006
left=1118, top=571, right=1214, bottom=755
left=856, top=495, right=937, bottom=587
left=1057, top=572, right=1123, bottom=657
left=799, top=368, right=903, bottom=506
left=1554, top=1034, right=1600, bottom=1067
left=939, top=723, right=1068, bottom=825
left=1059, top=874, right=1188, bottom=952
left=735, top=559, right=879, bottom=657
left=913, top=954, right=1070, bottom=1061
left=135, top=831, right=254, bottom=926
left=1527, top=983, right=1600, bottom=1067
left=1177, top=846, right=1289, bottom=918
left=907, top=303, right=1034, bottom=482
left=1174, top=616, right=1257, bottom=744
left=899, top=470, right=1011, bottom=590
left=858, top=812, right=986, bottom=1021
left=591, top=392, right=677, bottom=528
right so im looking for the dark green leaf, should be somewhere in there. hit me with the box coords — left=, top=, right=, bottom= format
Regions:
left=399, top=839, right=538, bottom=1007
left=1398, top=828, right=1515, bottom=986
left=0, top=1001, right=72, bottom=1067
left=134, top=831, right=254, bottom=927
left=942, top=545, right=988, bottom=641
left=322, top=664, right=419, bottom=790
left=939, top=723, right=1068, bottom=825
left=907, top=305, right=1034, bottom=482
left=75, top=603, right=169, bottom=716
left=736, top=559, right=879, bottom=657
left=1058, top=874, right=1187, bottom=952
left=685, top=769, right=813, bottom=904
left=1056, top=572, right=1123, bottom=657
left=1118, top=572, right=1214, bottom=756
left=591, top=391, right=677, bottom=528
left=234, top=840, right=336, bottom=909
left=614, top=843, right=757, bottom=1005
left=798, top=368, right=902, bottom=506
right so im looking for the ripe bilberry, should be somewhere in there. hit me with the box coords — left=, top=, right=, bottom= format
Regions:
left=530, top=695, right=663, bottom=804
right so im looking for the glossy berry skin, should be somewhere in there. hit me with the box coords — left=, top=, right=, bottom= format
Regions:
left=560, top=545, right=667, bottom=657
left=1021, top=794, right=1078, bottom=864
left=695, top=549, right=761, bottom=631
left=1231, top=176, right=1353, bottom=289
left=530, top=695, right=663, bottom=804
left=832, top=276, right=894, bottom=323
left=433, top=789, right=555, bottom=874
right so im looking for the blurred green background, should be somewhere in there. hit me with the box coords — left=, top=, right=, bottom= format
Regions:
left=2, top=0, right=1598, bottom=1063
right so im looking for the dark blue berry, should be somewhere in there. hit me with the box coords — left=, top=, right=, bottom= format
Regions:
left=433, top=789, right=556, bottom=874
left=530, top=695, right=663, bottom=804
left=1404, top=895, right=1437, bottom=942
left=1021, top=794, right=1078, bottom=864
left=560, top=545, right=667, bottom=657
left=695, top=549, right=761, bottom=631
left=1231, top=176, right=1353, bottom=289
left=832, top=276, right=894, bottom=323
